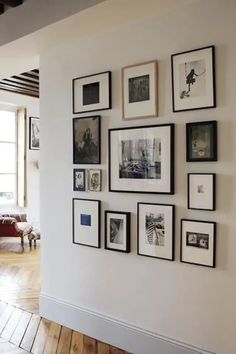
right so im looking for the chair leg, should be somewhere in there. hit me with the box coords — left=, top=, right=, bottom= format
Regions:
left=21, top=236, right=24, bottom=249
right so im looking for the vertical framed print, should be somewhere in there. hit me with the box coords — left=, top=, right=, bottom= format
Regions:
left=105, top=211, right=130, bottom=253
left=188, top=173, right=216, bottom=210
left=73, top=169, right=86, bottom=191
left=88, top=169, right=102, bottom=192
left=138, top=203, right=175, bottom=261
left=73, top=198, right=100, bottom=248
left=171, top=46, right=216, bottom=112
left=29, top=116, right=40, bottom=150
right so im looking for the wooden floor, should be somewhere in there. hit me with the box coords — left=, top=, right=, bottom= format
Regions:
left=0, top=238, right=131, bottom=354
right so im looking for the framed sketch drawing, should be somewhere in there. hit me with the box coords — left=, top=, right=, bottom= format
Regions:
left=171, top=46, right=216, bottom=112
left=73, top=169, right=86, bottom=192
left=73, top=71, right=111, bottom=114
left=73, top=116, right=100, bottom=164
left=188, top=173, right=215, bottom=210
left=122, top=61, right=157, bottom=119
left=109, top=124, right=174, bottom=194
left=105, top=211, right=130, bottom=253
left=181, top=219, right=216, bottom=268
left=72, top=198, right=100, bottom=248
left=138, top=203, right=175, bottom=261
left=29, top=117, right=40, bottom=150
left=88, top=169, right=101, bottom=192
left=186, top=120, right=217, bottom=162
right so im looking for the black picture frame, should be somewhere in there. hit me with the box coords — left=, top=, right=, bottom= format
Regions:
left=72, top=71, right=112, bottom=114
left=186, top=120, right=217, bottom=162
left=188, top=173, right=216, bottom=211
left=73, top=115, right=101, bottom=164
left=137, top=203, right=175, bottom=261
left=180, top=219, right=216, bottom=268
left=108, top=124, right=174, bottom=194
left=73, top=169, right=86, bottom=192
left=29, top=116, right=40, bottom=150
left=171, top=45, right=216, bottom=112
left=105, top=211, right=130, bottom=253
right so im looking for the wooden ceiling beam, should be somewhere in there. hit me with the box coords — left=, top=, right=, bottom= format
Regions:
left=0, top=0, right=23, bottom=7
left=21, top=72, right=39, bottom=80
left=1, top=80, right=39, bottom=92
left=12, top=75, right=39, bottom=86
left=0, top=86, right=39, bottom=98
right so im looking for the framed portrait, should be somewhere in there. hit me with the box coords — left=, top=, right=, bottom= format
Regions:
left=188, top=173, right=216, bottom=211
left=88, top=169, right=101, bottom=192
left=73, top=115, right=100, bottom=164
left=122, top=61, right=158, bottom=120
left=109, top=124, right=174, bottom=194
left=105, top=211, right=130, bottom=253
left=171, top=46, right=216, bottom=112
left=138, top=203, right=175, bottom=261
left=72, top=198, right=100, bottom=248
left=73, top=169, right=86, bottom=192
left=181, top=219, right=216, bottom=268
left=186, top=120, right=217, bottom=162
left=73, top=71, right=111, bottom=114
left=29, top=116, right=40, bottom=150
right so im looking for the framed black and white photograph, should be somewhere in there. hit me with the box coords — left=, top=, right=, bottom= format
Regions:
left=122, top=61, right=158, bottom=120
left=186, top=120, right=217, bottom=161
left=181, top=219, right=216, bottom=267
left=88, top=169, right=101, bottom=192
left=73, top=115, right=100, bottom=164
left=73, top=71, right=111, bottom=114
left=72, top=198, right=100, bottom=248
left=105, top=211, right=130, bottom=253
left=138, top=203, right=175, bottom=261
left=73, top=169, right=86, bottom=191
left=29, top=116, right=40, bottom=150
left=188, top=173, right=215, bottom=210
left=171, top=46, right=215, bottom=112
left=109, top=124, right=174, bottom=194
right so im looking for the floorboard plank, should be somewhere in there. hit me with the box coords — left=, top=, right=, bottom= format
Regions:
left=83, top=335, right=97, bottom=354
left=31, top=318, right=51, bottom=354
left=110, top=347, right=124, bottom=354
left=0, top=304, right=15, bottom=333
left=43, top=321, right=61, bottom=354
left=56, top=326, right=72, bottom=354
left=10, top=310, right=31, bottom=347
left=20, top=313, right=40, bottom=352
left=97, top=342, right=109, bottom=354
left=1, top=308, right=23, bottom=341
left=70, top=331, right=83, bottom=354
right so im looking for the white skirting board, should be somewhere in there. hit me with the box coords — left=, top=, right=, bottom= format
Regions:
left=39, top=294, right=215, bottom=354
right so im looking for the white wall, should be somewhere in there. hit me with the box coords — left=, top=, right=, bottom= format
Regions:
left=40, top=1, right=236, bottom=353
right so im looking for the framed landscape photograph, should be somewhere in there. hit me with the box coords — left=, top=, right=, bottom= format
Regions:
left=138, top=203, right=175, bottom=261
left=122, top=61, right=158, bottom=120
left=181, top=219, right=216, bottom=268
left=73, top=169, right=86, bottom=192
left=73, top=198, right=100, bottom=248
left=186, top=120, right=217, bottom=161
left=105, top=211, right=130, bottom=252
left=29, top=116, right=40, bottom=150
left=188, top=173, right=215, bottom=210
left=73, top=71, right=111, bottom=114
left=171, top=46, right=215, bottom=112
left=109, top=124, right=174, bottom=194
left=88, top=169, right=101, bottom=192
left=73, top=115, right=100, bottom=164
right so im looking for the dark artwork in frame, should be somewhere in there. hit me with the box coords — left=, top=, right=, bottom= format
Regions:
left=73, top=169, right=86, bottom=192
left=187, top=173, right=216, bottom=211
left=128, top=74, right=150, bottom=103
left=73, top=115, right=101, bottom=164
left=83, top=82, right=100, bottom=106
left=105, top=211, right=131, bottom=253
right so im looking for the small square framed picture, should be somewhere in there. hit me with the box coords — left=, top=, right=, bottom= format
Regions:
left=181, top=219, right=216, bottom=268
left=73, top=71, right=111, bottom=114
left=188, top=173, right=216, bottom=211
left=138, top=203, right=175, bottom=261
left=105, top=211, right=130, bottom=253
left=88, top=169, right=101, bottom=192
left=73, top=198, right=100, bottom=248
left=186, top=120, right=217, bottom=162
left=122, top=61, right=158, bottom=120
left=171, top=45, right=216, bottom=112
left=73, top=169, right=86, bottom=192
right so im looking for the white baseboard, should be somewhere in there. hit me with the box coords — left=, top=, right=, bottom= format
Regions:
left=39, top=293, right=215, bottom=354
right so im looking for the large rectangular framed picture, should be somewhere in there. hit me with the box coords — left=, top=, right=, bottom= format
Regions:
left=29, top=116, right=40, bottom=150
left=188, top=173, right=215, bottom=210
left=73, top=71, right=111, bottom=114
left=105, top=211, right=130, bottom=253
left=138, top=203, right=175, bottom=261
left=181, top=219, right=216, bottom=268
left=72, top=198, right=100, bottom=248
left=109, top=124, right=174, bottom=194
left=171, top=46, right=215, bottom=112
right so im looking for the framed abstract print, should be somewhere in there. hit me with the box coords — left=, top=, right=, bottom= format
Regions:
left=188, top=173, right=215, bottom=210
left=29, top=116, right=40, bottom=150
left=88, top=169, right=101, bottom=192
left=73, top=169, right=86, bottom=192
left=105, top=211, right=130, bottom=253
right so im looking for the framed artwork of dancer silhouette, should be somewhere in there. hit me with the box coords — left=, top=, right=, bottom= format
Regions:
left=171, top=46, right=216, bottom=112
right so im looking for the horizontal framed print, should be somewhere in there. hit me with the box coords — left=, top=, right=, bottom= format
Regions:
left=186, top=120, right=217, bottom=162
left=109, top=124, right=174, bottom=194
left=105, top=211, right=130, bottom=253
left=73, top=71, right=111, bottom=114
left=171, top=45, right=216, bottom=112
left=88, top=169, right=101, bottom=192
left=138, top=203, right=175, bottom=261
left=29, top=116, right=40, bottom=150
left=188, top=173, right=216, bottom=211
left=122, top=61, right=158, bottom=120
left=73, top=198, right=100, bottom=248
left=73, top=115, right=100, bottom=164
left=73, top=169, right=86, bottom=191
left=181, top=219, right=216, bottom=268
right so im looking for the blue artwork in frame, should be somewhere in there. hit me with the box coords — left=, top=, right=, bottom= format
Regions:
left=80, top=214, right=91, bottom=226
